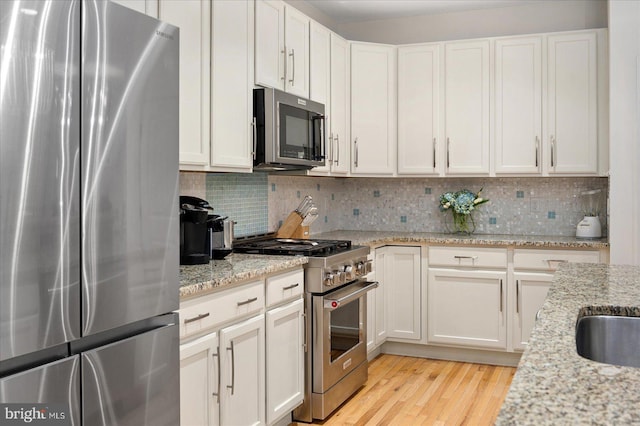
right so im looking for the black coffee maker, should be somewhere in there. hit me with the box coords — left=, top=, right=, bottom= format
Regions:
left=179, top=196, right=212, bottom=265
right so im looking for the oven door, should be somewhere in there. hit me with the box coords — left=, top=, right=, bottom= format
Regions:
left=312, top=280, right=378, bottom=394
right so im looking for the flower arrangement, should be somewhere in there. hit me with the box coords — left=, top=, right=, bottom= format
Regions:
left=439, top=188, right=489, bottom=234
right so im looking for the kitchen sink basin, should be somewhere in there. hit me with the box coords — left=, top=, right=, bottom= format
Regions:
left=576, top=315, right=640, bottom=368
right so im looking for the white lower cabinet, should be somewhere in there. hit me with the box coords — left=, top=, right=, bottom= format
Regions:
left=511, top=272, right=551, bottom=351
left=180, top=332, right=219, bottom=426
left=178, top=268, right=304, bottom=426
left=179, top=314, right=265, bottom=426
left=219, top=315, right=266, bottom=426
left=428, top=268, right=507, bottom=350
left=367, top=253, right=386, bottom=353
left=265, top=298, right=304, bottom=424
left=377, top=246, right=422, bottom=341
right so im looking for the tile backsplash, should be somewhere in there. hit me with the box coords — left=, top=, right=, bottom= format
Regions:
left=181, top=172, right=608, bottom=238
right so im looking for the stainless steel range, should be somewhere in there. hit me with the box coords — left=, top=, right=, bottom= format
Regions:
left=233, top=236, right=377, bottom=422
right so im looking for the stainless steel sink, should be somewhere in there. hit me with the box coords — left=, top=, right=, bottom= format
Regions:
left=576, top=315, right=640, bottom=368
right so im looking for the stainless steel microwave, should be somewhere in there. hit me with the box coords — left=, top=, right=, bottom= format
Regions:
left=253, top=87, right=326, bottom=171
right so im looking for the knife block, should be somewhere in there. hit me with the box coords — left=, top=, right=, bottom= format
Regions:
left=276, top=211, right=310, bottom=239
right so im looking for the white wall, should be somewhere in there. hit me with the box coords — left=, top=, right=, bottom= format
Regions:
left=333, top=0, right=607, bottom=44
left=608, top=0, right=640, bottom=266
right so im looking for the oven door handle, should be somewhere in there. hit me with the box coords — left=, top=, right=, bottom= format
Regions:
left=323, top=281, right=378, bottom=310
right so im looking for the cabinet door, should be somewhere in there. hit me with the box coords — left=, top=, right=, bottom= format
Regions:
left=308, top=21, right=332, bottom=173
left=495, top=36, right=542, bottom=174
left=444, top=40, right=490, bottom=175
left=180, top=332, right=219, bottom=426
left=369, top=252, right=387, bottom=351
left=210, top=0, right=253, bottom=171
left=546, top=32, right=598, bottom=174
left=255, top=0, right=285, bottom=90
left=329, top=33, right=351, bottom=174
left=512, top=272, right=551, bottom=351
left=159, top=0, right=210, bottom=167
left=427, top=268, right=507, bottom=349
left=111, top=0, right=158, bottom=17
left=219, top=315, right=265, bottom=426
left=265, top=299, right=304, bottom=424
left=284, top=6, right=310, bottom=97
left=380, top=246, right=421, bottom=341
left=398, top=44, right=441, bottom=175
left=351, top=43, right=396, bottom=175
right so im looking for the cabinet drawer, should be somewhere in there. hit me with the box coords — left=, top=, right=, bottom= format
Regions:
left=514, top=249, right=600, bottom=271
left=179, top=280, right=264, bottom=339
left=266, top=269, right=304, bottom=307
left=428, top=246, right=507, bottom=268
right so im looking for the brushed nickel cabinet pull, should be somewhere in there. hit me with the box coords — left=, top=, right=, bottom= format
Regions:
left=281, top=48, right=286, bottom=81
left=535, top=136, right=539, bottom=168
left=184, top=313, right=210, bottom=324
left=283, top=283, right=300, bottom=291
left=516, top=280, right=520, bottom=314
left=354, top=137, right=359, bottom=167
left=446, top=137, right=450, bottom=169
left=212, top=347, right=220, bottom=402
left=226, top=341, right=235, bottom=395
left=237, top=297, right=258, bottom=307
left=433, top=138, right=437, bottom=168
left=499, top=279, right=503, bottom=313
left=550, top=135, right=556, bottom=167
left=289, top=48, right=296, bottom=85
left=335, top=134, right=340, bottom=166
left=454, top=255, right=478, bottom=260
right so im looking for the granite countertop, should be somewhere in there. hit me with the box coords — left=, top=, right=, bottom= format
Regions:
left=311, top=230, right=609, bottom=249
left=496, top=263, right=640, bottom=425
left=180, top=253, right=308, bottom=299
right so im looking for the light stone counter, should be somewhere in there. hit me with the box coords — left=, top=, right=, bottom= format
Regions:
left=180, top=253, right=307, bottom=299
left=312, top=230, right=609, bottom=249
left=496, top=263, right=640, bottom=425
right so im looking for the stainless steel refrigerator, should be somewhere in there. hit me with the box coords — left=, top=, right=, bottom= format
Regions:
left=0, top=1, right=180, bottom=424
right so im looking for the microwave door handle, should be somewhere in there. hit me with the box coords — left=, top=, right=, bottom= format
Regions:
left=251, top=117, right=257, bottom=160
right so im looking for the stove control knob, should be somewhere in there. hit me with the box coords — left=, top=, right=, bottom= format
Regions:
left=324, top=272, right=335, bottom=286
left=333, top=270, right=344, bottom=284
left=355, top=261, right=366, bottom=275
left=343, top=265, right=354, bottom=280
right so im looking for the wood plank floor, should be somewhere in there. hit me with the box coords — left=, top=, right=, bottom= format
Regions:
left=292, top=354, right=516, bottom=426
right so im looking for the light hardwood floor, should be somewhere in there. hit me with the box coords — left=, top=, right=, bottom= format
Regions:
left=292, top=354, right=516, bottom=426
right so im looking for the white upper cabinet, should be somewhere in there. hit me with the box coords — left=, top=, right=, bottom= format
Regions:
left=159, top=0, right=210, bottom=167
left=284, top=6, right=310, bottom=97
left=311, top=31, right=351, bottom=175
left=495, top=36, right=543, bottom=174
left=255, top=0, right=285, bottom=90
left=545, top=31, right=599, bottom=174
left=329, top=33, right=351, bottom=174
left=444, top=40, right=490, bottom=175
left=255, top=0, right=309, bottom=98
left=210, top=0, right=254, bottom=172
left=111, top=0, right=158, bottom=17
left=308, top=21, right=332, bottom=174
left=351, top=42, right=397, bottom=175
left=397, top=44, right=442, bottom=175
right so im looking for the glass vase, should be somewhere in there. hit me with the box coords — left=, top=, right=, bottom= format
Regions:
left=445, top=211, right=476, bottom=235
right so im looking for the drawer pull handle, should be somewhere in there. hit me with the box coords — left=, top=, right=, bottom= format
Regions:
left=283, top=283, right=300, bottom=291
left=184, top=313, right=210, bottom=324
left=237, top=297, right=258, bottom=307
left=545, top=259, right=568, bottom=267
left=454, top=255, right=478, bottom=260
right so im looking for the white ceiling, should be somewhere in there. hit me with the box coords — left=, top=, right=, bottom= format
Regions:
left=305, top=0, right=540, bottom=23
